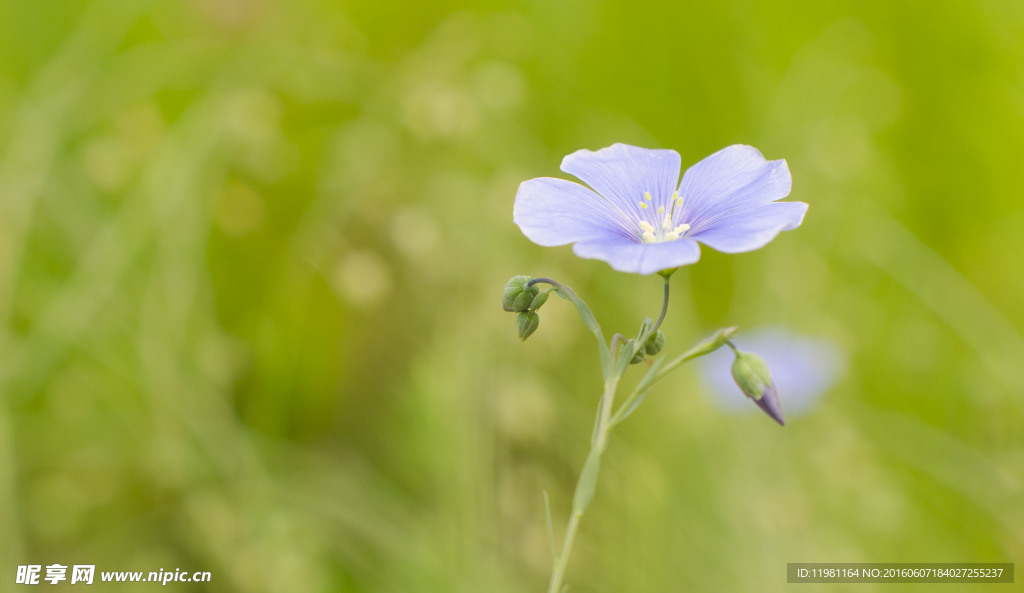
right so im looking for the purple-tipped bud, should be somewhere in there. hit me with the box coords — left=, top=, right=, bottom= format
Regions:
left=730, top=351, right=785, bottom=426
left=750, top=383, right=784, bottom=426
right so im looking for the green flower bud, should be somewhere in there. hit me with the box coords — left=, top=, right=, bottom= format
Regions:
left=516, top=311, right=540, bottom=341
left=529, top=289, right=549, bottom=310
left=502, top=275, right=532, bottom=311
left=630, top=349, right=646, bottom=364
left=644, top=330, right=665, bottom=356
left=731, top=351, right=771, bottom=399
left=511, top=285, right=539, bottom=312
left=730, top=350, right=784, bottom=426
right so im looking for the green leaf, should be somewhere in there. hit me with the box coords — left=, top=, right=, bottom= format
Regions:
left=572, top=450, right=601, bottom=514
left=609, top=357, right=665, bottom=427
left=615, top=340, right=635, bottom=376
left=550, top=283, right=610, bottom=373
left=590, top=393, right=605, bottom=446
left=556, top=284, right=601, bottom=336
left=654, top=326, right=739, bottom=383
left=615, top=389, right=649, bottom=424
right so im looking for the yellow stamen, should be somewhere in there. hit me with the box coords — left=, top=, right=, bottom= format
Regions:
left=674, top=223, right=690, bottom=233
left=644, top=191, right=652, bottom=201
left=639, top=202, right=647, bottom=209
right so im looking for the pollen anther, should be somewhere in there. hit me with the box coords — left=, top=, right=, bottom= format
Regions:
left=636, top=190, right=690, bottom=243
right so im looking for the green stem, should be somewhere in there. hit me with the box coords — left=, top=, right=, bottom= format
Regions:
left=650, top=275, right=671, bottom=334
left=608, top=328, right=737, bottom=428
left=529, top=278, right=611, bottom=376
left=543, top=286, right=735, bottom=591
left=545, top=276, right=672, bottom=592
left=547, top=510, right=583, bottom=593
left=656, top=335, right=733, bottom=382
left=548, top=374, right=619, bottom=593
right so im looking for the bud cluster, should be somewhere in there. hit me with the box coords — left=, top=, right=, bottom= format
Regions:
left=503, top=276, right=549, bottom=340
left=629, top=330, right=665, bottom=364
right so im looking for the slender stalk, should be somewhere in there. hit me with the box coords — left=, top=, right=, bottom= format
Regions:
left=594, top=375, right=619, bottom=452
left=545, top=276, right=671, bottom=592
left=608, top=328, right=737, bottom=428
left=547, top=375, right=618, bottom=593
left=548, top=511, right=583, bottom=593
left=528, top=277, right=611, bottom=377
left=650, top=275, right=671, bottom=334
left=610, top=333, right=626, bottom=356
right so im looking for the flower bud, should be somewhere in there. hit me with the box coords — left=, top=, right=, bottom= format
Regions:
left=529, top=289, right=549, bottom=310
left=516, top=311, right=540, bottom=341
left=731, top=350, right=784, bottom=426
left=512, top=285, right=539, bottom=312
left=502, top=275, right=532, bottom=311
left=629, top=348, right=646, bottom=364
left=644, top=330, right=665, bottom=356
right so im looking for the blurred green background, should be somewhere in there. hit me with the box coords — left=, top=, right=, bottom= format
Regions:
left=1, top=0, right=1022, bottom=591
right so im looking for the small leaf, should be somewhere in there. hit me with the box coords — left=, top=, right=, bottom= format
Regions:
left=547, top=282, right=609, bottom=373
left=557, top=285, right=601, bottom=336
left=615, top=389, right=649, bottom=424
left=609, top=357, right=665, bottom=427
left=652, top=326, right=740, bottom=384
left=689, top=326, right=738, bottom=358
left=615, top=340, right=636, bottom=375
left=543, top=492, right=557, bottom=568
left=590, top=394, right=605, bottom=446
left=572, top=450, right=601, bottom=514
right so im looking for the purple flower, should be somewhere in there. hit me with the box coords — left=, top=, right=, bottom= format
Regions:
left=514, top=143, right=807, bottom=274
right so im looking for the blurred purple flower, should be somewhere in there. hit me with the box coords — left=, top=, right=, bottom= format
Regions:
left=514, top=143, right=807, bottom=275
left=700, top=328, right=846, bottom=418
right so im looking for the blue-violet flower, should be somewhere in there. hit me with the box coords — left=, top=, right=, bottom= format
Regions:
left=514, top=143, right=807, bottom=274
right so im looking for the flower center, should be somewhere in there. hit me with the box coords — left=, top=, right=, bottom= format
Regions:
left=637, top=190, right=690, bottom=243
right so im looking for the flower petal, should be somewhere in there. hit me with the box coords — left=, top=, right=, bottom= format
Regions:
left=561, top=144, right=682, bottom=218
left=572, top=236, right=701, bottom=275
left=689, top=201, right=808, bottom=253
left=678, top=145, right=792, bottom=226
left=514, top=177, right=634, bottom=246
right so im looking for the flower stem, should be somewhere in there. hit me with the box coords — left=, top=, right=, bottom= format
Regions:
left=547, top=510, right=583, bottom=593
left=547, top=374, right=619, bottom=593
left=545, top=277, right=672, bottom=592
left=528, top=277, right=611, bottom=376
left=650, top=275, right=671, bottom=334
left=537, top=275, right=738, bottom=591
